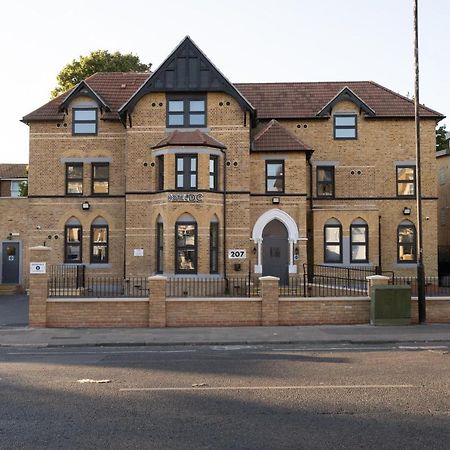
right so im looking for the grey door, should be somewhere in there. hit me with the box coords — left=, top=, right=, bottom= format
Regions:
left=2, top=242, right=20, bottom=284
left=262, top=220, right=288, bottom=285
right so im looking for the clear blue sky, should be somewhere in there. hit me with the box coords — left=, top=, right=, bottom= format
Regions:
left=1, top=0, right=448, bottom=163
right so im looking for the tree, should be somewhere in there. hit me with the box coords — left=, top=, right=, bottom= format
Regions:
left=51, top=50, right=151, bottom=97
left=436, top=124, right=448, bottom=151
left=18, top=181, right=28, bottom=197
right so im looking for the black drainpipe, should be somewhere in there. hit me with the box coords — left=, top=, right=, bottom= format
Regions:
left=221, top=148, right=227, bottom=281
left=378, top=215, right=382, bottom=274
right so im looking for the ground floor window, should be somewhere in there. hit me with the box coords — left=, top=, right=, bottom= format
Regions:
left=324, top=219, right=342, bottom=263
left=90, top=217, right=108, bottom=263
left=210, top=221, right=219, bottom=273
left=398, top=221, right=416, bottom=263
left=175, top=217, right=197, bottom=273
left=65, top=219, right=82, bottom=263
left=156, top=221, right=164, bottom=273
left=350, top=220, right=368, bottom=263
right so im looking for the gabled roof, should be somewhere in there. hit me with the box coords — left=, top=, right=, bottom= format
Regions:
left=58, top=80, right=110, bottom=113
left=0, top=164, right=28, bottom=179
left=153, top=130, right=226, bottom=150
left=119, top=36, right=255, bottom=121
left=316, top=86, right=375, bottom=117
left=22, top=72, right=150, bottom=123
left=235, top=81, right=444, bottom=119
left=252, top=120, right=311, bottom=152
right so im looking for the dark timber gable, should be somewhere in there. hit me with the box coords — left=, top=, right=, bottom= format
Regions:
left=120, top=36, right=255, bottom=123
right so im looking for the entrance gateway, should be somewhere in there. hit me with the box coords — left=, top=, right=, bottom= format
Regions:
left=2, top=242, right=20, bottom=284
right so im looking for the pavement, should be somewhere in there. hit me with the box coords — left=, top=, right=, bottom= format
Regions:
left=2, top=294, right=450, bottom=348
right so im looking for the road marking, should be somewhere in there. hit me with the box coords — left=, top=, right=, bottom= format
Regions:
left=6, top=350, right=197, bottom=356
left=271, top=347, right=394, bottom=352
left=398, top=346, right=448, bottom=350
left=120, top=384, right=415, bottom=392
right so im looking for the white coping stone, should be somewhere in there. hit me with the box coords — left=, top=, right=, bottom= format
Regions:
left=259, top=276, right=280, bottom=281
left=47, top=298, right=148, bottom=303
left=148, top=275, right=168, bottom=281
left=30, top=246, right=51, bottom=251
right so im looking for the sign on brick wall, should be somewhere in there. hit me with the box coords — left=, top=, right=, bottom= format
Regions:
left=30, top=262, right=46, bottom=274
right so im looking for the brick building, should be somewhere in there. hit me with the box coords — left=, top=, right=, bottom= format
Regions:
left=14, top=36, right=443, bottom=288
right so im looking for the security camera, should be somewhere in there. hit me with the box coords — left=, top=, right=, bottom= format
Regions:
left=36, top=225, right=41, bottom=230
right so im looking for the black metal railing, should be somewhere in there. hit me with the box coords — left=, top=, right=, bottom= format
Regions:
left=301, top=264, right=376, bottom=297
left=279, top=276, right=306, bottom=297
left=48, top=273, right=148, bottom=298
left=166, top=277, right=260, bottom=298
left=49, top=264, right=85, bottom=291
left=392, top=275, right=450, bottom=297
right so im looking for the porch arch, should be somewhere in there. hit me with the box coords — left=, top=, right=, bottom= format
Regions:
left=252, top=209, right=299, bottom=274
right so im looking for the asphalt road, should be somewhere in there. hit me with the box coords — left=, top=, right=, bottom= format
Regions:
left=1, top=343, right=450, bottom=450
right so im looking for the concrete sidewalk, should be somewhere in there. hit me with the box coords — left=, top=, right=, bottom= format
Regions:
left=1, top=323, right=450, bottom=348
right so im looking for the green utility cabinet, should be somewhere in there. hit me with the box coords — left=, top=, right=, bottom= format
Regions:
left=370, top=285, right=411, bottom=325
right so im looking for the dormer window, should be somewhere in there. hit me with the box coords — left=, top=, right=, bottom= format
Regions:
left=73, top=108, right=97, bottom=135
left=167, top=96, right=206, bottom=128
left=333, top=114, right=357, bottom=140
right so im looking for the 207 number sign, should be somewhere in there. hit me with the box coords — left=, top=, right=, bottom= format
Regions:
left=228, top=249, right=246, bottom=259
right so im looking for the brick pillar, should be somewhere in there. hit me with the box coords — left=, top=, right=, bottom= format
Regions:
left=148, top=275, right=167, bottom=327
left=260, top=276, right=280, bottom=326
left=29, top=246, right=51, bottom=328
left=366, top=275, right=390, bottom=297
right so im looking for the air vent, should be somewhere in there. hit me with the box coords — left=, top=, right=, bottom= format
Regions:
left=121, top=83, right=127, bottom=88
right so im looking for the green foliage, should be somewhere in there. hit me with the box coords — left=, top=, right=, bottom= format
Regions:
left=436, top=125, right=448, bottom=151
left=51, top=50, right=151, bottom=98
left=18, top=181, right=28, bottom=197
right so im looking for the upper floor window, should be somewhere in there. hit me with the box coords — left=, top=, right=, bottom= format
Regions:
left=209, top=156, right=218, bottom=191
left=176, top=154, right=197, bottom=190
left=157, top=155, right=164, bottom=191
left=334, top=114, right=357, bottom=139
left=73, top=108, right=97, bottom=135
left=92, top=163, right=109, bottom=195
left=167, top=97, right=206, bottom=128
left=396, top=166, right=415, bottom=197
left=266, top=160, right=284, bottom=193
left=66, top=163, right=83, bottom=195
left=324, top=218, right=342, bottom=263
left=317, top=166, right=335, bottom=198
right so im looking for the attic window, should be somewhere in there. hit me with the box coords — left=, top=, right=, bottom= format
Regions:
left=333, top=114, right=357, bottom=140
left=73, top=108, right=97, bottom=135
left=167, top=96, right=206, bottom=128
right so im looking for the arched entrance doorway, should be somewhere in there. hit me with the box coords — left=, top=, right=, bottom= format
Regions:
left=262, top=220, right=289, bottom=284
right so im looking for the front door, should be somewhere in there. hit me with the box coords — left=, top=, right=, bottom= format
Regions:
left=2, top=242, right=20, bottom=284
left=262, top=220, right=288, bottom=285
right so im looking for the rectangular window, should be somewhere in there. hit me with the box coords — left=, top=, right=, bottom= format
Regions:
left=175, top=222, right=197, bottom=273
left=209, top=156, right=218, bottom=191
left=73, top=108, right=97, bottom=135
left=350, top=224, right=368, bottom=263
left=65, top=225, right=82, bottom=263
left=90, top=225, right=108, bottom=263
left=397, top=166, right=415, bottom=197
left=266, top=160, right=284, bottom=193
left=10, top=180, right=27, bottom=197
left=210, top=222, right=219, bottom=274
left=334, top=114, right=357, bottom=139
left=317, top=166, right=335, bottom=198
left=324, top=225, right=342, bottom=263
left=157, top=155, right=164, bottom=191
left=92, top=163, right=109, bottom=195
left=176, top=155, right=197, bottom=190
left=398, top=224, right=416, bottom=263
left=66, top=163, right=83, bottom=195
left=156, top=222, right=164, bottom=273
left=167, top=97, right=206, bottom=128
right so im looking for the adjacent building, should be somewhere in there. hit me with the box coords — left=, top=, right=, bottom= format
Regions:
left=6, top=36, right=443, bottom=288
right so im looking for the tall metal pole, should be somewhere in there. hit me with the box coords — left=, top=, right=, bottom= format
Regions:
left=414, top=0, right=426, bottom=322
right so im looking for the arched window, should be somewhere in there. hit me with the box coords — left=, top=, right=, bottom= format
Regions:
left=398, top=220, right=416, bottom=263
left=175, top=213, right=197, bottom=274
left=90, top=217, right=108, bottom=264
left=65, top=217, right=82, bottom=263
left=156, top=215, right=164, bottom=273
left=324, top=218, right=342, bottom=263
left=210, top=215, right=219, bottom=274
left=350, top=218, right=368, bottom=263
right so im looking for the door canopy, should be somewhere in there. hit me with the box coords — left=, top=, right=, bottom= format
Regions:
left=252, top=209, right=299, bottom=242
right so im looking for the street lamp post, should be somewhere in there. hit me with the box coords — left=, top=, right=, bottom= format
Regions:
left=413, top=0, right=426, bottom=323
